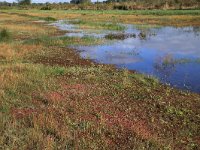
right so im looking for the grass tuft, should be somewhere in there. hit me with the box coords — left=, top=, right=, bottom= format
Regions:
left=0, top=29, right=12, bottom=42
left=43, top=16, right=57, bottom=22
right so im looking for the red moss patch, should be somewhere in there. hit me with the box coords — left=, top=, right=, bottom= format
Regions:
left=101, top=112, right=155, bottom=140
left=45, top=91, right=64, bottom=102
left=87, top=96, right=115, bottom=113
left=81, top=96, right=158, bottom=141
left=63, top=84, right=87, bottom=92
left=62, top=84, right=95, bottom=96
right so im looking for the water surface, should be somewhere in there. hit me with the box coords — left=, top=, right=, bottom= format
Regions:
left=53, top=20, right=200, bottom=93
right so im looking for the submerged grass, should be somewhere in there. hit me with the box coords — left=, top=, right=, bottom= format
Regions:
left=0, top=10, right=200, bottom=149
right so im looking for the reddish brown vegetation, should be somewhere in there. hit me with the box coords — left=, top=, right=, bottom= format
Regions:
left=11, top=108, right=39, bottom=119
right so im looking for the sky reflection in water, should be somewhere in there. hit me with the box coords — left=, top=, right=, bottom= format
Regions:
left=53, top=21, right=200, bottom=93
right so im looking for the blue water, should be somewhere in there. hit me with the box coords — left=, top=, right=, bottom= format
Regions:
left=53, top=20, right=200, bottom=93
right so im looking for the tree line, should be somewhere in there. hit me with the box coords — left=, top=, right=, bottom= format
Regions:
left=0, top=0, right=200, bottom=10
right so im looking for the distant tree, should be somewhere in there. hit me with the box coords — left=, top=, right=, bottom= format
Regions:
left=18, top=0, right=31, bottom=5
left=70, top=0, right=91, bottom=4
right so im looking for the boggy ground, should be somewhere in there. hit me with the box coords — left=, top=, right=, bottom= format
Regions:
left=0, top=10, right=200, bottom=149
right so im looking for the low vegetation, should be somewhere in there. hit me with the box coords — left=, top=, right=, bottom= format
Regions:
left=2, top=9, right=200, bottom=27
left=105, top=33, right=136, bottom=40
left=0, top=10, right=200, bottom=149
left=0, top=29, right=12, bottom=42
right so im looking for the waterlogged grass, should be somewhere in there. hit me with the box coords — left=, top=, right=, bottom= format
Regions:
left=0, top=11, right=200, bottom=149
left=158, top=57, right=200, bottom=66
left=24, top=35, right=104, bottom=46
left=134, top=24, right=162, bottom=30
left=68, top=20, right=125, bottom=30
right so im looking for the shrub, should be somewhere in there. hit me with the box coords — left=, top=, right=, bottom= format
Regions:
left=0, top=29, right=12, bottom=42
left=44, top=17, right=57, bottom=22
left=40, top=6, right=52, bottom=10
left=105, top=33, right=136, bottom=40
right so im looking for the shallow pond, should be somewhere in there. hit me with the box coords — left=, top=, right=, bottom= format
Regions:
left=52, top=20, right=200, bottom=93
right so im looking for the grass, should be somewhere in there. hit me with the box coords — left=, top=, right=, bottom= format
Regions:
left=134, top=24, right=162, bottom=29
left=155, top=56, right=200, bottom=68
left=0, top=10, right=200, bottom=149
left=3, top=9, right=200, bottom=16
left=68, top=20, right=125, bottom=30
left=2, top=9, right=200, bottom=27
left=24, top=35, right=104, bottom=46
left=43, top=16, right=57, bottom=22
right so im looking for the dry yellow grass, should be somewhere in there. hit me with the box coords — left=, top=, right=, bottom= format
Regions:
left=0, top=43, right=43, bottom=60
left=1, top=24, right=45, bottom=33
left=0, top=14, right=45, bottom=101
left=0, top=43, right=14, bottom=60
left=0, top=14, right=59, bottom=39
left=0, top=14, right=26, bottom=22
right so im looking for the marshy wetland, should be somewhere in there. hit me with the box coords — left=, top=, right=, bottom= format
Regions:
left=54, top=20, right=200, bottom=92
left=0, top=10, right=200, bottom=149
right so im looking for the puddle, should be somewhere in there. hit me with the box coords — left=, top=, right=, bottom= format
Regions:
left=52, top=20, right=200, bottom=93
left=51, top=20, right=118, bottom=38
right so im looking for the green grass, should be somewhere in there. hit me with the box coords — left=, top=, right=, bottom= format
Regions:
left=134, top=24, right=162, bottom=29
left=69, top=20, right=125, bottom=31
left=43, top=16, right=57, bottom=22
